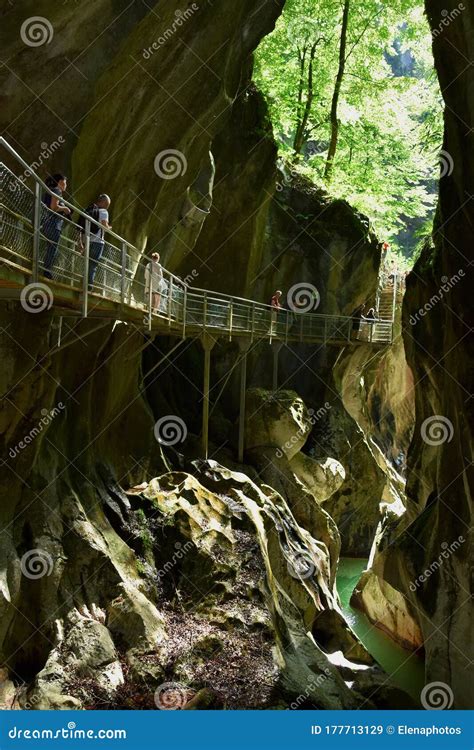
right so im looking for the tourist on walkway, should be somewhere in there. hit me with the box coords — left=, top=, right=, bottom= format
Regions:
left=351, top=303, right=365, bottom=340
left=145, top=252, right=163, bottom=312
left=78, top=194, right=112, bottom=289
left=270, top=290, right=282, bottom=333
left=41, top=174, right=71, bottom=279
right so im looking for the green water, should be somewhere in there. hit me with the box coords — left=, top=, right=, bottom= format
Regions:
left=336, top=558, right=425, bottom=703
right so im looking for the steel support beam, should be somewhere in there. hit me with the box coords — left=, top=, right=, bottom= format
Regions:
left=237, top=338, right=251, bottom=463
left=272, top=341, right=283, bottom=392
left=201, top=332, right=217, bottom=459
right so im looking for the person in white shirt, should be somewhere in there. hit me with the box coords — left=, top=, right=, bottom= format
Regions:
left=145, top=252, right=163, bottom=312
left=87, top=194, right=111, bottom=289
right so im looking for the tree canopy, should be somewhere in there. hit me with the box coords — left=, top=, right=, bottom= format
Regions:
left=254, top=0, right=443, bottom=265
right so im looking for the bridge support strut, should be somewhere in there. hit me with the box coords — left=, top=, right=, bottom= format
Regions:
left=201, top=333, right=218, bottom=459
left=272, top=342, right=283, bottom=392
left=237, top=338, right=251, bottom=463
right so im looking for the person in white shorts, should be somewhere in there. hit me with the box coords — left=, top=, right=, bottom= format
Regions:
left=145, top=252, right=163, bottom=312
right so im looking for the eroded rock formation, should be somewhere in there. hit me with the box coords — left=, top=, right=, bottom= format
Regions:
left=350, top=0, right=473, bottom=709
left=1, top=0, right=471, bottom=712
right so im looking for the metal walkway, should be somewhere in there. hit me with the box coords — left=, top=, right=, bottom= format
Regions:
left=0, top=136, right=397, bottom=459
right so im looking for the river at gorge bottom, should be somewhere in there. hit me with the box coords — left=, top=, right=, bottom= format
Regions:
left=336, top=558, right=425, bottom=703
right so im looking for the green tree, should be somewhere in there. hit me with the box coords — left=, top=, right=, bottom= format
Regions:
left=254, top=0, right=443, bottom=258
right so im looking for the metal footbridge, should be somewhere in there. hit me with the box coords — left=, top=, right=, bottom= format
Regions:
left=0, top=136, right=398, bottom=459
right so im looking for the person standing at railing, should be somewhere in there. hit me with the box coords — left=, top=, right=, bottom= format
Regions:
left=351, top=303, right=365, bottom=340
left=78, top=194, right=112, bottom=290
left=41, top=174, right=72, bottom=279
left=270, top=290, right=282, bottom=333
left=144, top=252, right=163, bottom=312
left=89, top=194, right=111, bottom=290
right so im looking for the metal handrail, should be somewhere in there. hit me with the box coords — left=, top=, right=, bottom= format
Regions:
left=0, top=136, right=395, bottom=346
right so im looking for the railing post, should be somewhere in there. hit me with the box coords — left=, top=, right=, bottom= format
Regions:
left=168, top=276, right=173, bottom=325
left=120, top=241, right=127, bottom=306
left=82, top=219, right=90, bottom=318
left=31, top=181, right=41, bottom=281
left=148, top=281, right=152, bottom=332
left=203, top=292, right=208, bottom=330
left=251, top=305, right=255, bottom=343
left=299, top=314, right=303, bottom=343
left=392, top=273, right=398, bottom=322
left=285, top=310, right=289, bottom=345
left=228, top=299, right=233, bottom=341
left=182, top=285, right=187, bottom=339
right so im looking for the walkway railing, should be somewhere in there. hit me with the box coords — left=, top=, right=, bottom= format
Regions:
left=0, top=137, right=394, bottom=346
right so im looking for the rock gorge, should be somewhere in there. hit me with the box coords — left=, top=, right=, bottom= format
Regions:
left=0, top=0, right=472, bottom=710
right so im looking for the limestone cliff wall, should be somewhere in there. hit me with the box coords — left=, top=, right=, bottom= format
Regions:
left=352, top=0, right=473, bottom=709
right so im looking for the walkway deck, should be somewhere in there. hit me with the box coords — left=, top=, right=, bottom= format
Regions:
left=0, top=137, right=395, bottom=348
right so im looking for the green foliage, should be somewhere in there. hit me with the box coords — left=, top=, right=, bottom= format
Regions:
left=254, top=0, right=443, bottom=260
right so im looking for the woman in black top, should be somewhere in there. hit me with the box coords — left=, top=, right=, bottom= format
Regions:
left=42, top=173, right=71, bottom=279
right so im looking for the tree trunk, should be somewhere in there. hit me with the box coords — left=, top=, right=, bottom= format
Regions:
left=293, top=42, right=318, bottom=156
left=324, top=0, right=350, bottom=182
